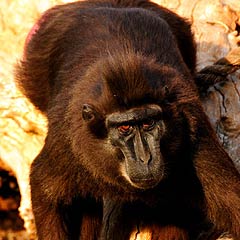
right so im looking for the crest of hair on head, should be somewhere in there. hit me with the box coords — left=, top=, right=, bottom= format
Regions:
left=101, top=50, right=161, bottom=108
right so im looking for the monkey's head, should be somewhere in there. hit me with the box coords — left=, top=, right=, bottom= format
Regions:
left=69, top=51, right=199, bottom=193
left=82, top=102, right=165, bottom=190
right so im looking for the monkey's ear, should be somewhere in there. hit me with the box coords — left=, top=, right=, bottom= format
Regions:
left=82, top=104, right=107, bottom=138
left=82, top=104, right=97, bottom=121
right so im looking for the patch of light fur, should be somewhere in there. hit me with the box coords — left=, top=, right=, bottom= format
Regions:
left=129, top=228, right=152, bottom=240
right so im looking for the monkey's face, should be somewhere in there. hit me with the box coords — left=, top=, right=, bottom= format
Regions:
left=82, top=104, right=166, bottom=190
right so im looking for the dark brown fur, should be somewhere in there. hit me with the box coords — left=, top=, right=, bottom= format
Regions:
left=15, top=0, right=240, bottom=239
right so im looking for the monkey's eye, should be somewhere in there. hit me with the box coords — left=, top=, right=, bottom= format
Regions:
left=118, top=125, right=133, bottom=135
left=142, top=120, right=155, bottom=131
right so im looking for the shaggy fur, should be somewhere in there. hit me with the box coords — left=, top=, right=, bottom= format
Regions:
left=16, top=0, right=240, bottom=239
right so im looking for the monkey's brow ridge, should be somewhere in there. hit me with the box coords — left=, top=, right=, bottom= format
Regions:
left=106, top=105, right=162, bottom=125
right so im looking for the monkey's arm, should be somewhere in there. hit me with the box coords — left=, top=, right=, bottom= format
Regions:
left=30, top=169, right=72, bottom=239
left=30, top=145, right=102, bottom=240
left=194, top=120, right=240, bottom=239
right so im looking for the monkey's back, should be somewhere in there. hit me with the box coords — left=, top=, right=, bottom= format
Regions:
left=15, top=0, right=196, bottom=113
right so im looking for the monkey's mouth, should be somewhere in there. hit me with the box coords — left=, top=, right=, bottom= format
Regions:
left=128, top=176, right=161, bottom=190
left=120, top=161, right=164, bottom=190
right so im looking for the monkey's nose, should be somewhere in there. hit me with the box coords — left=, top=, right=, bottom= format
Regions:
left=134, top=131, right=152, bottom=164
left=139, top=152, right=151, bottom=164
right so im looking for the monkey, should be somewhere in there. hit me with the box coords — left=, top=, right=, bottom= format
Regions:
left=15, top=0, right=240, bottom=239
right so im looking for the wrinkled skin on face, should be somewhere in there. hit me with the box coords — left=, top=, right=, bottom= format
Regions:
left=106, top=105, right=165, bottom=189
